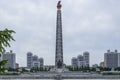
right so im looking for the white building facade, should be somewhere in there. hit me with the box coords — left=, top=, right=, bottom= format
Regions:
left=83, top=52, right=89, bottom=67
left=104, top=50, right=120, bottom=68
left=39, top=58, right=44, bottom=68
left=27, top=52, right=44, bottom=68
left=71, top=57, right=78, bottom=67
left=27, top=52, right=33, bottom=68
left=118, top=53, right=120, bottom=67
left=71, top=51, right=90, bottom=67
left=77, top=55, right=85, bottom=67
left=2, top=50, right=16, bottom=69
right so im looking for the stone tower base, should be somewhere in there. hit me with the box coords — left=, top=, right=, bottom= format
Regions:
left=50, top=67, right=69, bottom=72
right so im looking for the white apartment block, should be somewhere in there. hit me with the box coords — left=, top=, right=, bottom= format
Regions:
left=27, top=52, right=44, bottom=68
left=104, top=50, right=120, bottom=68
left=71, top=51, right=90, bottom=67
left=2, top=50, right=16, bottom=69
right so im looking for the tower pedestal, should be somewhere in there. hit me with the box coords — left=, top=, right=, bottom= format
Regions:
left=50, top=67, right=69, bottom=72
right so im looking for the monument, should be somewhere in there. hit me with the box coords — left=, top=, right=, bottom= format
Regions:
left=55, top=0, right=63, bottom=69
left=50, top=1, right=68, bottom=72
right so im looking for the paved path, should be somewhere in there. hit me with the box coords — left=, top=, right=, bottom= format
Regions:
left=0, top=72, right=120, bottom=79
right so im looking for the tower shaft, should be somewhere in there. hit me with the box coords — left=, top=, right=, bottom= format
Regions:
left=55, top=1, right=63, bottom=68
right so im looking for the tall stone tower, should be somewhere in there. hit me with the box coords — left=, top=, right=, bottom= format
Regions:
left=55, top=1, right=63, bottom=68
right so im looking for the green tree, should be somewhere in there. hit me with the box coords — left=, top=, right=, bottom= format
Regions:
left=0, top=28, right=15, bottom=73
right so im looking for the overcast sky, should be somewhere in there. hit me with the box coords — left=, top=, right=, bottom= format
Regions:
left=0, top=0, right=120, bottom=67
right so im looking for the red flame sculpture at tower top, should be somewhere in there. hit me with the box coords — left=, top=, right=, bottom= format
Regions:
left=57, top=1, right=62, bottom=9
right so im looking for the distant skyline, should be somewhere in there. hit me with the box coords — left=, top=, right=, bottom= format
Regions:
left=0, top=0, right=120, bottom=67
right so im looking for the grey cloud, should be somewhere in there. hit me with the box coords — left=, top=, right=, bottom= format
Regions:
left=0, top=0, right=120, bottom=66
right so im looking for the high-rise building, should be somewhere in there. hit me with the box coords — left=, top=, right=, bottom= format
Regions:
left=27, top=52, right=44, bottom=68
left=32, top=55, right=38, bottom=62
left=71, top=51, right=90, bottom=67
left=118, top=53, right=120, bottom=67
left=39, top=58, right=44, bottom=68
left=55, top=1, right=63, bottom=68
left=71, top=57, right=78, bottom=67
left=33, top=61, right=40, bottom=68
left=27, top=52, right=33, bottom=68
left=2, top=50, right=16, bottom=69
left=32, top=55, right=39, bottom=68
left=104, top=50, right=120, bottom=68
left=83, top=52, right=89, bottom=67
left=77, top=55, right=84, bottom=67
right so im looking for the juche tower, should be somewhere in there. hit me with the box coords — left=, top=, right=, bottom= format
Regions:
left=55, top=1, right=63, bottom=68
left=51, top=1, right=68, bottom=72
